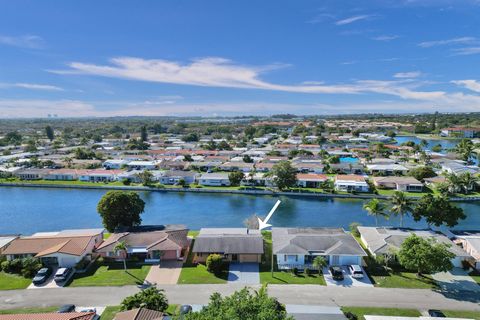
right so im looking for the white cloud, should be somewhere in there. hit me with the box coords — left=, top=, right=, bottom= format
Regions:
left=52, top=56, right=446, bottom=101
left=372, top=35, right=400, bottom=41
left=0, top=83, right=64, bottom=91
left=418, top=36, right=476, bottom=48
left=452, top=80, right=480, bottom=92
left=0, top=35, right=44, bottom=49
left=335, top=15, right=373, bottom=26
left=451, top=47, right=480, bottom=55
left=393, top=71, right=423, bottom=79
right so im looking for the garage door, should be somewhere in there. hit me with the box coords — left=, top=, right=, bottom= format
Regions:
left=240, top=254, right=260, bottom=263
left=339, top=256, right=361, bottom=266
left=59, top=257, right=78, bottom=268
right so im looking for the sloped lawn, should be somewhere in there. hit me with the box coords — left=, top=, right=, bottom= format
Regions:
left=0, top=272, right=31, bottom=290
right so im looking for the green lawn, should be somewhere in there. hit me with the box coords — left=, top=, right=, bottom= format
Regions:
left=0, top=177, right=126, bottom=187
left=469, top=270, right=480, bottom=285
left=259, top=231, right=326, bottom=285
left=0, top=272, right=32, bottom=290
left=443, top=310, right=480, bottom=319
left=100, top=306, right=122, bottom=320
left=341, top=307, right=421, bottom=320
left=177, top=239, right=228, bottom=284
left=0, top=306, right=59, bottom=314
left=69, top=260, right=151, bottom=287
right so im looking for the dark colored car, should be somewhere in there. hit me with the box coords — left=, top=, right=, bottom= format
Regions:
left=58, top=304, right=76, bottom=313
left=428, top=310, right=446, bottom=317
left=54, top=267, right=73, bottom=284
left=32, top=267, right=52, bottom=285
left=179, top=305, right=192, bottom=314
left=329, top=266, right=344, bottom=281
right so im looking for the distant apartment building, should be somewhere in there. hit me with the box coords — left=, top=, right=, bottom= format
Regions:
left=441, top=127, right=480, bottom=138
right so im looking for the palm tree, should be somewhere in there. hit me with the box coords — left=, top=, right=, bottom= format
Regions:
left=455, top=139, right=474, bottom=164
left=312, top=256, right=327, bottom=274
left=445, top=172, right=461, bottom=194
left=114, top=241, right=128, bottom=271
left=460, top=172, right=478, bottom=195
left=390, top=191, right=413, bottom=228
left=363, top=198, right=388, bottom=227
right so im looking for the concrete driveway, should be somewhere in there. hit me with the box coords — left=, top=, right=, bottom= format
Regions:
left=433, top=268, right=480, bottom=293
left=323, top=266, right=373, bottom=287
left=145, top=260, right=183, bottom=285
left=228, top=263, right=260, bottom=284
left=27, top=267, right=75, bottom=289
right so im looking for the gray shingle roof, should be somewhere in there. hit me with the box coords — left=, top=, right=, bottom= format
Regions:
left=192, top=228, right=264, bottom=254
left=272, top=228, right=366, bottom=256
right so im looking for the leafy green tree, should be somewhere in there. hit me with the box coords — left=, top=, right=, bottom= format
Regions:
left=121, top=287, right=168, bottom=312
left=412, top=194, right=466, bottom=227
left=454, top=139, right=474, bottom=163
left=243, top=155, right=253, bottom=163
left=228, top=171, right=244, bottom=186
left=272, top=161, right=297, bottom=190
left=182, top=132, right=199, bottom=142
left=390, top=191, right=413, bottom=228
left=97, top=191, right=145, bottom=232
left=185, top=286, right=292, bottom=320
left=244, top=126, right=256, bottom=139
left=398, top=234, right=454, bottom=276
left=184, top=154, right=194, bottom=162
left=408, top=166, right=436, bottom=181
left=178, top=178, right=189, bottom=188
left=363, top=198, right=388, bottom=226
left=140, top=125, right=148, bottom=142
left=136, top=170, right=154, bottom=186
left=45, top=125, right=54, bottom=141
left=206, top=254, right=224, bottom=274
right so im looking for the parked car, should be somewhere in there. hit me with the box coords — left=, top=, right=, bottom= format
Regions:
left=348, top=265, right=364, bottom=279
left=329, top=266, right=344, bottom=281
left=58, top=304, right=76, bottom=313
left=32, top=267, right=52, bottom=285
left=178, top=305, right=192, bottom=320
left=54, top=267, right=73, bottom=284
left=428, top=310, right=446, bottom=317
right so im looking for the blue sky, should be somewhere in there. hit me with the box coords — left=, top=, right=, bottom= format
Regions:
left=0, top=0, right=479, bottom=117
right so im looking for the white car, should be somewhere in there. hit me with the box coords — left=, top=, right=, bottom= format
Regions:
left=348, top=265, right=364, bottom=278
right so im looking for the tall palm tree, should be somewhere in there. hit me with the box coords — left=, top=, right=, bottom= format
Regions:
left=460, top=172, right=478, bottom=195
left=114, top=241, right=128, bottom=271
left=363, top=198, right=388, bottom=227
left=390, top=191, right=413, bottom=228
left=445, top=172, right=461, bottom=194
left=455, top=139, right=474, bottom=164
left=312, top=256, right=327, bottom=273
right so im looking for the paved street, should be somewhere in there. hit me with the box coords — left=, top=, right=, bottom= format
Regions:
left=1, top=284, right=479, bottom=312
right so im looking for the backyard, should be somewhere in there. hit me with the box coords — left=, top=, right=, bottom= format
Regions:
left=0, top=271, right=31, bottom=290
left=177, top=239, right=229, bottom=284
left=68, top=259, right=151, bottom=287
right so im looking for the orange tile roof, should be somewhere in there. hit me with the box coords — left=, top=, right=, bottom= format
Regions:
left=335, top=174, right=366, bottom=182
left=3, top=235, right=97, bottom=257
left=0, top=312, right=96, bottom=320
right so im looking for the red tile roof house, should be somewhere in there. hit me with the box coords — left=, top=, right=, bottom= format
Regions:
left=113, top=308, right=165, bottom=320
left=1, top=229, right=104, bottom=268
left=334, top=174, right=370, bottom=193
left=296, top=173, right=328, bottom=188
left=0, top=312, right=97, bottom=320
left=95, top=225, right=189, bottom=263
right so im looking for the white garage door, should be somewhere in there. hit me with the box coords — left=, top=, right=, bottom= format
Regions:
left=339, top=256, right=361, bottom=266
left=59, top=256, right=78, bottom=268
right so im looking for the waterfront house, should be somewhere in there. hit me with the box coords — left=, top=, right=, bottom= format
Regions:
left=272, top=227, right=367, bottom=270
left=450, top=231, right=480, bottom=269
left=95, top=225, right=189, bottom=262
left=1, top=229, right=104, bottom=268
left=296, top=173, right=328, bottom=188
left=0, top=235, right=18, bottom=254
left=103, top=159, right=128, bottom=169
left=366, top=163, right=409, bottom=176
left=334, top=175, right=370, bottom=192
left=329, top=163, right=364, bottom=174
left=192, top=228, right=264, bottom=263
left=126, top=160, right=158, bottom=170
left=14, top=168, right=51, bottom=180
left=159, top=170, right=199, bottom=185
left=44, top=168, right=87, bottom=181
left=357, top=227, right=471, bottom=268
left=78, top=169, right=124, bottom=182
left=372, top=176, right=424, bottom=192
left=198, top=172, right=231, bottom=186
left=113, top=308, right=166, bottom=320
left=441, top=160, right=480, bottom=175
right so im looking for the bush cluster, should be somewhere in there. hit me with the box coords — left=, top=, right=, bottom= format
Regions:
left=0, top=257, right=42, bottom=278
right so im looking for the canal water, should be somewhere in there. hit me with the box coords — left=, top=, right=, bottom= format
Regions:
left=1, top=187, right=479, bottom=234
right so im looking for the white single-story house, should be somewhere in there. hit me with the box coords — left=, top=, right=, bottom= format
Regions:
left=14, top=168, right=51, bottom=180
left=198, top=172, right=231, bottom=186
left=451, top=231, right=480, bottom=269
left=357, top=227, right=472, bottom=268
left=159, top=170, right=199, bottom=185
left=272, top=227, right=367, bottom=270
left=366, top=163, right=409, bottom=176
left=334, top=174, right=369, bottom=192
left=1, top=229, right=104, bottom=268
left=296, top=173, right=328, bottom=188
left=372, top=176, right=424, bottom=192
left=126, top=160, right=158, bottom=170
left=44, top=169, right=87, bottom=181
left=79, top=169, right=123, bottom=182
left=103, top=159, right=128, bottom=169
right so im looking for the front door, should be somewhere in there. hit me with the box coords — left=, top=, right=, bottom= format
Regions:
left=232, top=254, right=238, bottom=262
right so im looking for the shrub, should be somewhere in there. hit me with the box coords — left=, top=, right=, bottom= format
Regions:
left=292, top=267, right=298, bottom=276
left=122, top=178, right=131, bottom=186
left=1, top=260, right=11, bottom=273
left=206, top=254, right=224, bottom=274
left=20, top=258, right=42, bottom=278
left=121, top=287, right=168, bottom=312
left=304, top=268, right=311, bottom=276
left=75, top=258, right=91, bottom=270
left=344, top=311, right=358, bottom=320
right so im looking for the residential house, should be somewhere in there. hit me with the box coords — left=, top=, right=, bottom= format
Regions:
left=192, top=228, right=264, bottom=263
left=186, top=161, right=220, bottom=171
left=292, top=161, right=325, bottom=174
left=78, top=169, right=124, bottom=182
left=450, top=231, right=480, bottom=269
left=219, top=161, right=255, bottom=172
left=441, top=160, right=480, bottom=176
left=372, top=176, right=424, bottom=192
left=329, top=163, right=364, bottom=174
left=296, top=173, right=328, bottom=188
left=113, top=308, right=166, bottom=320
left=44, top=169, right=87, bottom=181
left=198, top=172, right=231, bottom=186
left=334, top=175, right=370, bottom=192
left=272, top=227, right=367, bottom=270
left=96, top=225, right=189, bottom=262
left=357, top=227, right=471, bottom=268
left=126, top=160, right=158, bottom=170
left=366, top=163, right=409, bottom=176
left=0, top=235, right=18, bottom=254
left=103, top=159, right=128, bottom=169
left=159, top=170, right=199, bottom=185
left=14, top=168, right=51, bottom=180
left=2, top=229, right=104, bottom=268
